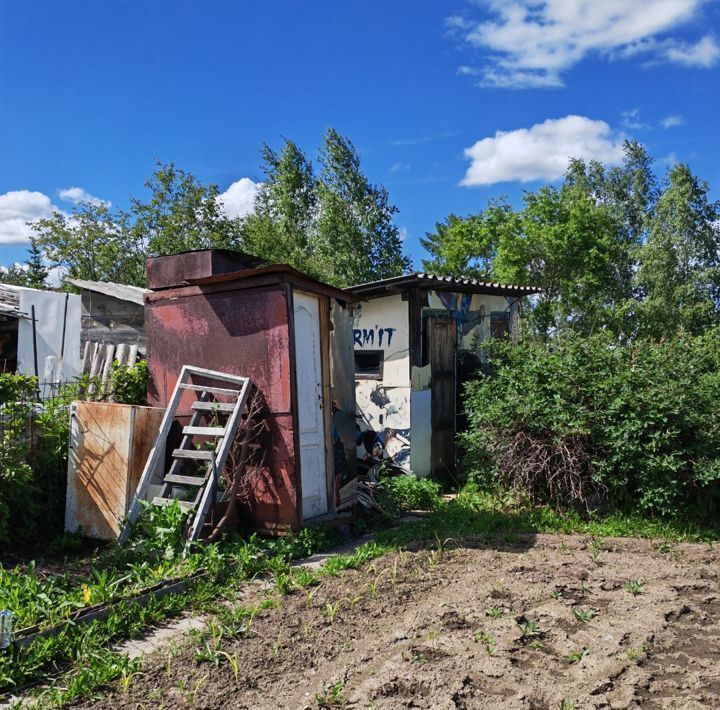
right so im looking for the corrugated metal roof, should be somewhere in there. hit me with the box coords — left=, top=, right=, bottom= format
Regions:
left=346, top=272, right=541, bottom=297
left=0, top=285, right=22, bottom=318
left=65, top=278, right=149, bottom=305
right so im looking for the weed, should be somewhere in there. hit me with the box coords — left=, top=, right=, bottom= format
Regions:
left=293, top=568, right=321, bottom=588
left=119, top=668, right=145, bottom=695
left=588, top=537, right=605, bottom=564
left=529, top=639, right=545, bottom=650
left=560, top=700, right=577, bottom=710
left=624, top=579, right=645, bottom=596
left=566, top=647, right=591, bottom=663
left=656, top=541, right=680, bottom=558
left=572, top=607, right=598, bottom=623
left=486, top=605, right=504, bottom=619
left=315, top=679, right=347, bottom=708
left=551, top=589, right=563, bottom=600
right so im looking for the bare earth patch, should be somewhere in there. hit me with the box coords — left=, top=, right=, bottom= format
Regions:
left=75, top=534, right=720, bottom=709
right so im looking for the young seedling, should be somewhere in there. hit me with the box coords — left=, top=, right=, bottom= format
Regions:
left=486, top=605, right=504, bottom=619
left=119, top=669, right=144, bottom=695
left=624, top=579, right=645, bottom=596
left=529, top=639, right=544, bottom=650
left=551, top=590, right=564, bottom=600
left=559, top=700, right=577, bottom=710
left=518, top=619, right=541, bottom=639
left=216, top=651, right=240, bottom=686
left=588, top=537, right=605, bottom=565
left=565, top=647, right=591, bottom=664
left=474, top=629, right=497, bottom=655
left=315, top=679, right=347, bottom=708
left=572, top=607, right=597, bottom=623
left=324, top=600, right=342, bottom=622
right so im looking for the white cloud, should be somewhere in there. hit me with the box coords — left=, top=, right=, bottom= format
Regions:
left=661, top=114, right=684, bottom=128
left=461, top=115, right=625, bottom=186
left=58, top=186, right=111, bottom=208
left=217, top=178, right=259, bottom=220
left=0, top=190, right=55, bottom=245
left=665, top=34, right=720, bottom=66
left=620, top=108, right=650, bottom=131
left=390, top=162, right=411, bottom=173
left=398, top=226, right=409, bottom=242
left=449, top=1, right=717, bottom=88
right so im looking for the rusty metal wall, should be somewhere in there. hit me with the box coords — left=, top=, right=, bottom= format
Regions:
left=145, top=283, right=300, bottom=533
left=65, top=401, right=164, bottom=540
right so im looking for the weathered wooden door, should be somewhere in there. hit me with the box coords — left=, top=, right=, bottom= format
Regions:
left=429, top=317, right=457, bottom=480
left=293, top=291, right=328, bottom=520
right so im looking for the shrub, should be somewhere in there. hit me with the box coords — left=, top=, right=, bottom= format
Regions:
left=461, top=331, right=720, bottom=521
left=383, top=474, right=442, bottom=511
left=109, top=359, right=148, bottom=405
left=0, top=374, right=72, bottom=543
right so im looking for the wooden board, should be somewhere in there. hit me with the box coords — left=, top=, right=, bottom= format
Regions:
left=428, top=317, right=457, bottom=480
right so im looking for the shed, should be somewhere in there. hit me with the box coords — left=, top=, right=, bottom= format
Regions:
left=346, top=273, right=541, bottom=480
left=65, top=278, right=149, bottom=356
left=0, top=284, right=82, bottom=391
left=144, top=249, right=358, bottom=534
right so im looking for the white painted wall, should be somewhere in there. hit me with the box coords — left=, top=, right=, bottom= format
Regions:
left=15, top=288, right=82, bottom=389
left=354, top=289, right=521, bottom=475
left=353, top=294, right=412, bottom=469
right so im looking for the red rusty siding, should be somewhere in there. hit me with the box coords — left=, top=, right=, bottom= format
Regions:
left=146, top=283, right=300, bottom=533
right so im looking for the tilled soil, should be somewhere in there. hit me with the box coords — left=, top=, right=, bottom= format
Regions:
left=76, top=533, right=720, bottom=709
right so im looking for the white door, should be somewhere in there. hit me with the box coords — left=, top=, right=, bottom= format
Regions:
left=293, top=291, right=328, bottom=520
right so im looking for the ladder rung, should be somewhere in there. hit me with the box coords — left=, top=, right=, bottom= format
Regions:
left=182, top=425, right=226, bottom=437
left=172, top=448, right=214, bottom=460
left=180, top=383, right=241, bottom=396
left=152, top=497, right=195, bottom=511
left=191, top=401, right=236, bottom=413
left=164, top=474, right=207, bottom=486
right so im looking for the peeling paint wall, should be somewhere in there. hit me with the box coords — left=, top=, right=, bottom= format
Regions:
left=353, top=293, right=412, bottom=469
left=353, top=287, right=523, bottom=477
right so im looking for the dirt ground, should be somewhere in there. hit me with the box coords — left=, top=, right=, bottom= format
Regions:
left=76, top=533, right=720, bottom=709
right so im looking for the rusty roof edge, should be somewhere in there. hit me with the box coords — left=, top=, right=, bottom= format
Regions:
left=153, top=264, right=358, bottom=303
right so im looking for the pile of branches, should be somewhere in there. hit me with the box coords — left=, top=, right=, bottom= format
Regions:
left=485, top=429, right=605, bottom=511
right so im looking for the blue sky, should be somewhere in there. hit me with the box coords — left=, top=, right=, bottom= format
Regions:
left=1, top=0, right=719, bottom=272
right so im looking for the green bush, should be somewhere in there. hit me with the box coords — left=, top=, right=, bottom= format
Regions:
left=461, top=331, right=720, bottom=521
left=0, top=374, right=72, bottom=543
left=383, top=474, right=442, bottom=511
left=109, top=359, right=148, bottom=405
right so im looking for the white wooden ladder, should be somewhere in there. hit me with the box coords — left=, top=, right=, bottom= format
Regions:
left=119, top=366, right=252, bottom=545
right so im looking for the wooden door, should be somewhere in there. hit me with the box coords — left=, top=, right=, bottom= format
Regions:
left=293, top=291, right=329, bottom=520
left=429, top=317, right=457, bottom=480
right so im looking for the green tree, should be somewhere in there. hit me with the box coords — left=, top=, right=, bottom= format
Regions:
left=0, top=239, right=48, bottom=288
left=241, top=140, right=318, bottom=272
left=132, top=161, right=244, bottom=256
left=33, top=202, right=146, bottom=286
left=635, top=163, right=720, bottom=337
left=314, top=128, right=410, bottom=286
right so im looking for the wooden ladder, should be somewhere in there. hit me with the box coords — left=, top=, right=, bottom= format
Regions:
left=118, top=366, right=252, bottom=545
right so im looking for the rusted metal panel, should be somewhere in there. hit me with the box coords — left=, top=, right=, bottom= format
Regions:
left=146, top=250, right=266, bottom=290
left=146, top=283, right=300, bottom=533
left=65, top=401, right=164, bottom=540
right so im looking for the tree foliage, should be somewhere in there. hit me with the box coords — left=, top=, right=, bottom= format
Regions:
left=29, top=131, right=409, bottom=289
left=423, top=142, right=720, bottom=339
left=242, top=128, right=410, bottom=286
